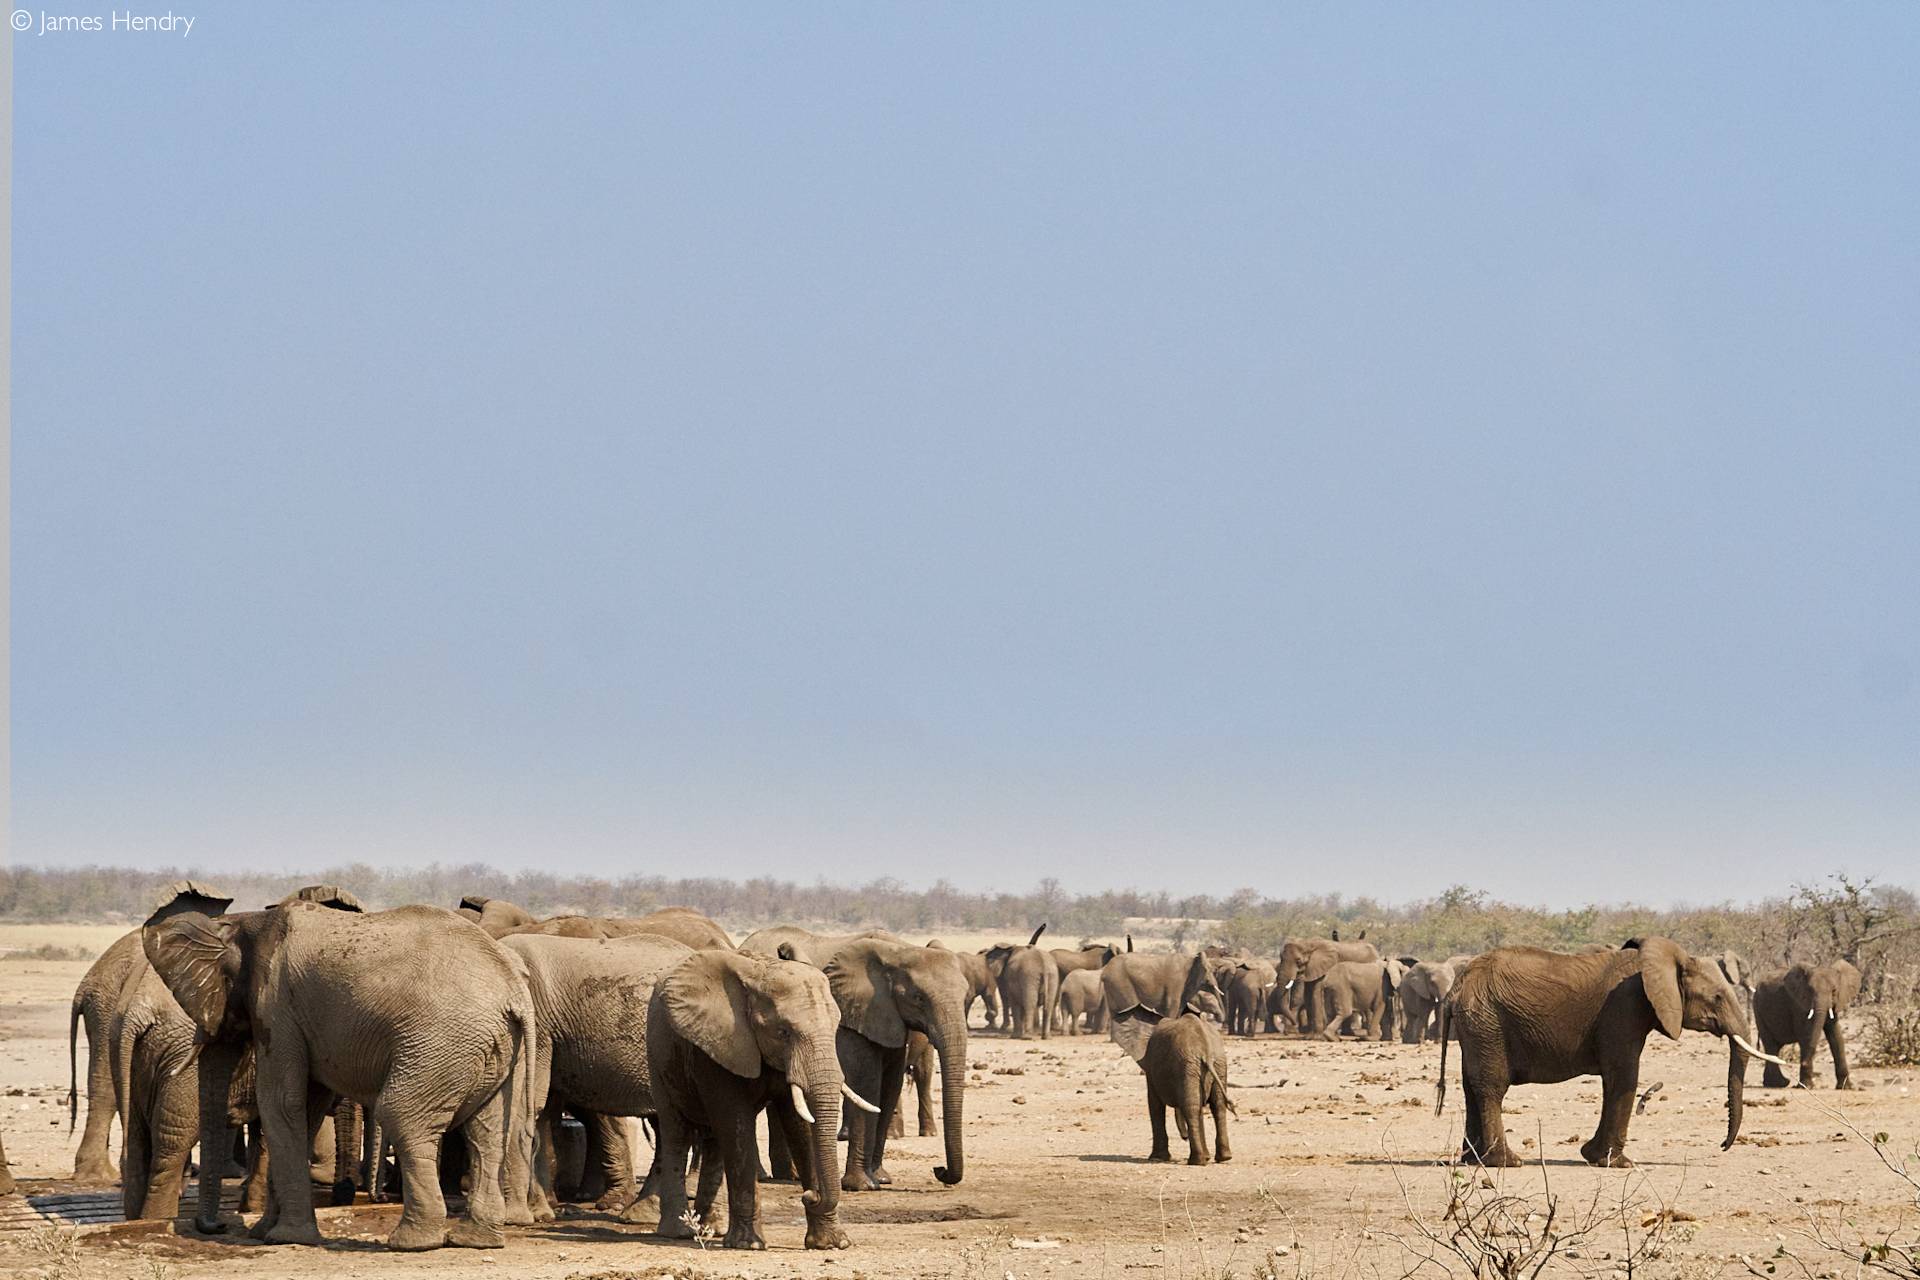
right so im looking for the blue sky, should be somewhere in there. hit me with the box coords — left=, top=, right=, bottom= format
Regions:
left=11, top=6, right=1917, bottom=904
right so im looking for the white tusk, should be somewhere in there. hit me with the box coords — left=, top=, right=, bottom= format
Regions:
left=790, top=1083, right=815, bottom=1125
left=1731, top=1033, right=1787, bottom=1065
left=841, top=1082, right=880, bottom=1114
left=1808, top=1008, right=1816, bottom=1021
left=1284, top=979, right=1294, bottom=990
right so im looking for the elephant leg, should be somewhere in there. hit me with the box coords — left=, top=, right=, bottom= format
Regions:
left=620, top=1121, right=666, bottom=1226
left=530, top=1111, right=559, bottom=1221
left=768, top=1097, right=814, bottom=1193
left=380, top=1092, right=455, bottom=1251
left=141, top=1072, right=199, bottom=1221
left=765, top=1114, right=798, bottom=1182
left=838, top=1039, right=884, bottom=1193
left=1760, top=1027, right=1790, bottom=1088
left=1581, top=1063, right=1639, bottom=1169
left=691, top=1132, right=725, bottom=1230
left=242, top=1122, right=271, bottom=1213
left=1183, top=1092, right=1208, bottom=1167
left=572, top=1110, right=609, bottom=1203
left=866, top=1048, right=906, bottom=1187
left=1459, top=1073, right=1519, bottom=1168
left=718, top=1103, right=765, bottom=1250
left=590, top=1112, right=636, bottom=1209
left=254, top=1053, right=325, bottom=1246
left=1209, top=1079, right=1232, bottom=1164
left=330, top=1100, right=360, bottom=1206
left=1146, top=1083, right=1171, bottom=1162
left=1798, top=1025, right=1822, bottom=1089
left=915, top=1045, right=937, bottom=1138
left=122, top=1092, right=153, bottom=1219
left=652, top=1107, right=696, bottom=1240
left=75, top=1003, right=121, bottom=1183
left=1320, top=987, right=1351, bottom=1042
left=448, top=1087, right=508, bottom=1248
left=1825, top=1014, right=1854, bottom=1090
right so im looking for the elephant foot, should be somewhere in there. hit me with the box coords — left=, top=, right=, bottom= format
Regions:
left=1761, top=1070, right=1790, bottom=1089
left=805, top=1220, right=852, bottom=1250
left=869, top=1165, right=893, bottom=1186
left=919, top=1122, right=938, bottom=1138
left=618, top=1193, right=661, bottom=1226
left=448, top=1218, right=506, bottom=1249
left=329, top=1179, right=357, bottom=1208
left=1215, top=1151, right=1233, bottom=1164
left=593, top=1184, right=636, bottom=1211
left=1147, top=1151, right=1172, bottom=1163
left=71, top=1159, right=119, bottom=1184
left=387, top=1217, right=449, bottom=1251
left=1187, top=1154, right=1210, bottom=1167
left=722, top=1223, right=766, bottom=1250
left=1836, top=1078, right=1856, bottom=1091
left=656, top=1210, right=696, bottom=1239
left=263, top=1221, right=327, bottom=1247
left=1461, top=1144, right=1522, bottom=1169
left=1579, top=1139, right=1633, bottom=1169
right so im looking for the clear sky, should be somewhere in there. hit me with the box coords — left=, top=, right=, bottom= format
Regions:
left=10, top=6, right=1917, bottom=905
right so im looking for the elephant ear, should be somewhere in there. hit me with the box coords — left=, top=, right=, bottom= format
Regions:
left=1302, top=947, right=1338, bottom=984
left=661, top=953, right=762, bottom=1079
left=1383, top=959, right=1405, bottom=991
left=1636, top=938, right=1686, bottom=1041
left=143, top=912, right=242, bottom=1039
left=1106, top=1005, right=1160, bottom=1064
left=279, top=884, right=364, bottom=912
left=824, top=942, right=907, bottom=1049
left=1831, top=960, right=1862, bottom=1010
left=1178, top=954, right=1219, bottom=1014
left=148, top=880, right=234, bottom=925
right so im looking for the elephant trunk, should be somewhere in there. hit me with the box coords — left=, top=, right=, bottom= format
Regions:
left=1723, top=1035, right=1748, bottom=1151
left=193, top=1041, right=241, bottom=1232
left=790, top=1040, right=844, bottom=1240
left=928, top=1014, right=968, bottom=1185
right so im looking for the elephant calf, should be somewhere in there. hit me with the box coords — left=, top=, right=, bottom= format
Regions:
left=1753, top=960, right=1862, bottom=1090
left=1142, top=1014, right=1233, bottom=1166
left=1057, top=969, right=1106, bottom=1035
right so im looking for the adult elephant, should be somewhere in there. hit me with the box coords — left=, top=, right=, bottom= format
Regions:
left=1102, top=951, right=1226, bottom=1064
left=927, top=941, right=999, bottom=1029
left=508, top=908, right=733, bottom=951
left=1057, top=968, right=1107, bottom=1034
left=1219, top=959, right=1278, bottom=1037
left=1398, top=960, right=1458, bottom=1045
left=1276, top=936, right=1380, bottom=1036
left=648, top=951, right=861, bottom=1250
left=1716, top=951, right=1757, bottom=1020
left=742, top=931, right=968, bottom=1190
left=1437, top=937, right=1783, bottom=1168
left=501, top=932, right=695, bottom=1219
left=1312, top=960, right=1391, bottom=1041
left=144, top=902, right=536, bottom=1250
left=1752, top=960, right=1862, bottom=1090
left=984, top=926, right=1057, bottom=1040
left=456, top=896, right=538, bottom=938
left=67, top=880, right=232, bottom=1183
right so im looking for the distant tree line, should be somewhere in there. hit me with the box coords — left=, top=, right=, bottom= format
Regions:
left=2, top=863, right=1914, bottom=1000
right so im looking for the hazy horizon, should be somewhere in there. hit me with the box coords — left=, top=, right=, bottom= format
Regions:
left=10, top=7, right=1917, bottom=907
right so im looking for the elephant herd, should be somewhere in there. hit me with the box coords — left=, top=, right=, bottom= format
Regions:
left=10, top=887, right=1878, bottom=1253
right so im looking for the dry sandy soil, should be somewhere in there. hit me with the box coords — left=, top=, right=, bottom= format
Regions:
left=4, top=935, right=1919, bottom=1280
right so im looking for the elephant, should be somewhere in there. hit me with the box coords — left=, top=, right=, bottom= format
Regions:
left=1752, top=959, right=1862, bottom=1090
left=456, top=896, right=538, bottom=938
left=1276, top=936, right=1380, bottom=1035
left=738, top=926, right=898, bottom=968
left=984, top=926, right=1058, bottom=1040
left=144, top=901, right=536, bottom=1250
left=1047, top=943, right=1117, bottom=1031
left=887, top=1032, right=937, bottom=1138
left=1436, top=937, right=1784, bottom=1168
left=646, top=950, right=864, bottom=1250
left=1398, top=960, right=1458, bottom=1045
left=500, top=931, right=696, bottom=1220
left=67, top=880, right=233, bottom=1183
left=1142, top=1014, right=1233, bottom=1166
left=507, top=908, right=733, bottom=951
left=0, top=1124, right=13, bottom=1196
left=928, top=941, right=1000, bottom=1029
left=1312, top=960, right=1391, bottom=1041
left=1716, top=951, right=1757, bottom=1020
left=1056, top=968, right=1107, bottom=1034
left=1101, top=951, right=1227, bottom=1065
left=1220, top=959, right=1278, bottom=1037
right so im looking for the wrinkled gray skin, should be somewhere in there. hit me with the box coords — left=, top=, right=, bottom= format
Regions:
left=984, top=926, right=1058, bottom=1040
left=67, top=881, right=233, bottom=1184
left=1056, top=968, right=1107, bottom=1034
left=502, top=932, right=695, bottom=1221
left=1753, top=959, right=1862, bottom=1090
left=0, top=1123, right=14, bottom=1195
left=742, top=930, right=969, bottom=1191
left=1102, top=952, right=1226, bottom=1064
left=145, top=903, right=536, bottom=1250
left=1275, top=937, right=1381, bottom=1035
left=1398, top=960, right=1458, bottom=1045
left=456, top=896, right=539, bottom=939
left=1439, top=937, right=1756, bottom=1169
left=1142, top=1014, right=1233, bottom=1166
left=647, top=952, right=854, bottom=1250
left=928, top=941, right=1000, bottom=1029
left=506, top=908, right=733, bottom=951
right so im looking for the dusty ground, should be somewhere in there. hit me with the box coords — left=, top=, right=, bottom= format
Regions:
left=4, top=934, right=1919, bottom=1280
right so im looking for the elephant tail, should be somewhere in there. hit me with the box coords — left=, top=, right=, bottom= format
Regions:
left=1433, top=998, right=1451, bottom=1117
left=69, top=991, right=84, bottom=1132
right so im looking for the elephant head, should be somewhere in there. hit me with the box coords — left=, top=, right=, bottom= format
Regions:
left=1628, top=937, right=1769, bottom=1150
left=656, top=951, right=860, bottom=1243
left=457, top=896, right=537, bottom=938
left=824, top=939, right=970, bottom=1186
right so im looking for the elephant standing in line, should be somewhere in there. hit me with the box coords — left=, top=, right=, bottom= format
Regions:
left=985, top=926, right=1058, bottom=1040
left=1437, top=937, right=1783, bottom=1168
left=647, top=951, right=868, bottom=1250
left=1220, top=959, right=1278, bottom=1037
left=1276, top=936, right=1380, bottom=1036
left=1142, top=1013, right=1233, bottom=1166
left=456, top=896, right=539, bottom=938
left=1102, top=951, right=1226, bottom=1065
left=506, top=908, right=734, bottom=951
left=144, top=902, right=536, bottom=1250
left=1047, top=943, right=1117, bottom=1031
left=1056, top=969, right=1107, bottom=1034
left=501, top=932, right=696, bottom=1220
left=67, top=880, right=233, bottom=1184
left=1753, top=959, right=1862, bottom=1090
left=1398, top=960, right=1458, bottom=1045
left=928, top=941, right=1000, bottom=1029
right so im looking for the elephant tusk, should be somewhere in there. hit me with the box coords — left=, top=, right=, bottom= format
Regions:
left=841, top=1082, right=880, bottom=1114
left=790, top=1083, right=816, bottom=1125
left=1284, top=979, right=1294, bottom=990
left=1731, top=1033, right=1787, bottom=1065
left=1808, top=1008, right=1816, bottom=1021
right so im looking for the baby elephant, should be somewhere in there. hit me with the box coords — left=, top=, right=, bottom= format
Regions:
left=1142, top=1014, right=1234, bottom=1166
